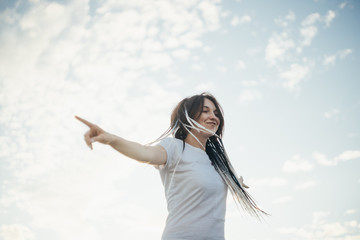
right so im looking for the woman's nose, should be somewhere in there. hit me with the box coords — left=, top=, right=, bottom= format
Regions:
left=209, top=111, right=218, bottom=120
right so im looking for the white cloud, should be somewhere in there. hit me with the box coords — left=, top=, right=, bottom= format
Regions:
left=265, top=33, right=295, bottom=65
left=280, top=63, right=309, bottom=90
left=216, top=65, right=227, bottom=72
left=282, top=154, right=314, bottom=173
left=302, top=13, right=321, bottom=26
left=273, top=195, right=293, bottom=204
left=0, top=0, right=222, bottom=80
left=323, top=55, right=337, bottom=66
left=203, top=46, right=212, bottom=53
left=0, top=224, right=34, bottom=240
left=299, top=11, right=340, bottom=47
left=313, top=211, right=330, bottom=225
left=236, top=60, right=246, bottom=69
left=339, top=48, right=353, bottom=59
left=142, top=39, right=163, bottom=52
left=267, top=11, right=323, bottom=90
left=197, top=1, right=221, bottom=31
left=300, top=26, right=318, bottom=46
left=274, top=19, right=287, bottom=28
left=324, top=108, right=340, bottom=119
left=231, top=15, right=252, bottom=26
left=325, top=10, right=336, bottom=27
left=240, top=15, right=252, bottom=23
left=301, top=10, right=335, bottom=29
left=286, top=11, right=296, bottom=21
left=345, top=209, right=356, bottom=215
left=267, top=10, right=338, bottom=90
left=339, top=2, right=348, bottom=9
left=323, top=49, right=352, bottom=68
left=191, top=63, right=204, bottom=71
left=165, top=74, right=184, bottom=87
left=221, top=10, right=231, bottom=18
left=195, top=82, right=216, bottom=92
left=335, top=150, right=360, bottom=162
left=278, top=211, right=360, bottom=239
left=239, top=80, right=259, bottom=87
left=321, top=222, right=354, bottom=237
left=347, top=132, right=357, bottom=138
left=172, top=49, right=191, bottom=60
left=251, top=177, right=288, bottom=187
left=230, top=16, right=240, bottom=26
left=247, top=46, right=261, bottom=56
left=313, top=152, right=336, bottom=166
left=314, top=150, right=360, bottom=167
left=295, top=180, right=317, bottom=190
left=274, top=11, right=296, bottom=27
left=238, top=89, right=262, bottom=103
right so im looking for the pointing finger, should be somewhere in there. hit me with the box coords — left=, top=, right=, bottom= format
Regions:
left=75, top=115, right=95, bottom=128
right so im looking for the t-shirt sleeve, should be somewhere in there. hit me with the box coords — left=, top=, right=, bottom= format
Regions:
left=156, top=137, right=180, bottom=170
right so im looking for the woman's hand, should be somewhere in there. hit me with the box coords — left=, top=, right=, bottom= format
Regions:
left=75, top=116, right=115, bottom=150
left=75, top=115, right=167, bottom=165
left=239, top=176, right=249, bottom=189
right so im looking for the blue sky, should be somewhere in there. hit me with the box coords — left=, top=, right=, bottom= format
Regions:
left=0, top=0, right=359, bottom=239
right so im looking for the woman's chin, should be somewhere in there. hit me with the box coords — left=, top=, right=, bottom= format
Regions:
left=203, top=128, right=217, bottom=137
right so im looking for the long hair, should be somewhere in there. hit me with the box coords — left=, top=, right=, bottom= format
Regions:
left=154, top=92, right=268, bottom=219
left=171, top=93, right=224, bottom=140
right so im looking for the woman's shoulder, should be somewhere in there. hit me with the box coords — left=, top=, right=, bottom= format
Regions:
left=159, top=137, right=183, bottom=148
left=158, top=138, right=186, bottom=157
left=156, top=137, right=184, bottom=170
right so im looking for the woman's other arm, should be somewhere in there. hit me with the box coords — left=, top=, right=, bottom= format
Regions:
left=75, top=116, right=167, bottom=166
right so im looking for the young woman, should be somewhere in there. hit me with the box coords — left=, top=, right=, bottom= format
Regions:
left=76, top=92, right=266, bottom=240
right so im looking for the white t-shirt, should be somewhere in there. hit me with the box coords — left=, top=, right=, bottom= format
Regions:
left=158, top=137, right=228, bottom=240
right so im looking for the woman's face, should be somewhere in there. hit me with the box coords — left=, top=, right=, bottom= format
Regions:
left=195, top=98, right=220, bottom=135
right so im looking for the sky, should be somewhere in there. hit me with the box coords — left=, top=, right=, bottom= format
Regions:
left=0, top=0, right=359, bottom=239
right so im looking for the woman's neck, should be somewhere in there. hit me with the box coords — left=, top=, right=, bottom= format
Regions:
left=185, top=133, right=208, bottom=151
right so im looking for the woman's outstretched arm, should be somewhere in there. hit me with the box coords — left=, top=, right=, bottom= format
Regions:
left=75, top=116, right=167, bottom=166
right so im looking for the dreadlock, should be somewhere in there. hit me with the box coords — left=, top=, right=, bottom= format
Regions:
left=206, top=136, right=268, bottom=219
